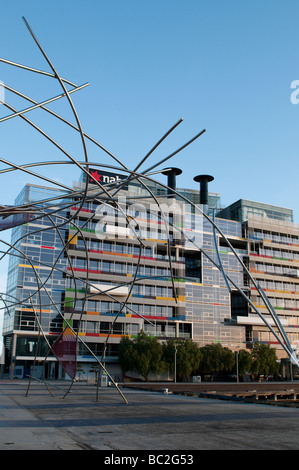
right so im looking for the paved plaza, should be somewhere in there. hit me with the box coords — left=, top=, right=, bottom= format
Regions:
left=0, top=379, right=299, bottom=451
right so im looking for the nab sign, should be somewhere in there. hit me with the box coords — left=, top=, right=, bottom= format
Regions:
left=87, top=169, right=127, bottom=185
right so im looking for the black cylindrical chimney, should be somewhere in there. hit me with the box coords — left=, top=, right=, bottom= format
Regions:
left=193, top=174, right=214, bottom=206
left=162, top=167, right=182, bottom=194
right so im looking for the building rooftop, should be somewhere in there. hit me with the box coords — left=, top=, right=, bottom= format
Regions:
left=217, top=198, right=293, bottom=223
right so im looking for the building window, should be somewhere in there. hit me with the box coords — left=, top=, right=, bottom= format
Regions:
left=185, top=252, right=202, bottom=281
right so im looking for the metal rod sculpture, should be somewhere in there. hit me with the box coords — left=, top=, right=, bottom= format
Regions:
left=0, top=18, right=298, bottom=403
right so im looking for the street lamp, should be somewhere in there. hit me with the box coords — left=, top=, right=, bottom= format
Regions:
left=235, top=350, right=239, bottom=383
left=174, top=346, right=177, bottom=383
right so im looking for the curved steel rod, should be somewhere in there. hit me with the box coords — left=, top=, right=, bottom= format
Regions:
left=132, top=118, right=184, bottom=173
left=0, top=57, right=78, bottom=87
left=0, top=83, right=89, bottom=123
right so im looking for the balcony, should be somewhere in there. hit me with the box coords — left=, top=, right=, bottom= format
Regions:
left=89, top=283, right=129, bottom=298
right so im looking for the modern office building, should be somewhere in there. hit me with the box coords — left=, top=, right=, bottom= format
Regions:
left=2, top=172, right=299, bottom=379
left=61, top=170, right=246, bottom=379
left=219, top=200, right=299, bottom=361
left=3, top=184, right=71, bottom=379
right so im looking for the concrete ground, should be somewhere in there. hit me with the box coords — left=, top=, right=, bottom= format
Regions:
left=0, top=379, right=299, bottom=451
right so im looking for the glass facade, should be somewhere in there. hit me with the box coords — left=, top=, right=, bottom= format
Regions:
left=242, top=215, right=299, bottom=359
left=3, top=185, right=70, bottom=378
left=218, top=199, right=293, bottom=223
left=4, top=176, right=298, bottom=379
left=220, top=203, right=299, bottom=361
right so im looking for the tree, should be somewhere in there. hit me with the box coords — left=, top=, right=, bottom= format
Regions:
left=118, top=330, right=165, bottom=381
left=162, top=338, right=201, bottom=381
left=237, top=349, right=252, bottom=376
left=198, top=343, right=235, bottom=380
left=118, top=337, right=136, bottom=374
left=251, top=342, right=279, bottom=379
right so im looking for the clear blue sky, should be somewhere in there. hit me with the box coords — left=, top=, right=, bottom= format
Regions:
left=1, top=0, right=299, bottom=218
left=0, top=0, right=299, bottom=352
